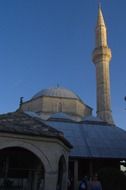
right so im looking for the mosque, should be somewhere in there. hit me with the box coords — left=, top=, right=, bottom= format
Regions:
left=0, top=5, right=126, bottom=190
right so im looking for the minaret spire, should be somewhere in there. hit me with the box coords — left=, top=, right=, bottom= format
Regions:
left=92, top=6, right=114, bottom=125
left=97, top=3, right=105, bottom=26
left=98, top=1, right=101, bottom=8
left=96, top=6, right=107, bottom=47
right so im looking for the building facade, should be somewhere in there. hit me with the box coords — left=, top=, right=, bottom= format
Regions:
left=0, top=5, right=126, bottom=190
left=0, top=111, right=72, bottom=190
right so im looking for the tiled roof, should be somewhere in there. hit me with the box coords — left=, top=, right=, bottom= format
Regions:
left=44, top=119, right=126, bottom=159
left=0, top=110, right=72, bottom=148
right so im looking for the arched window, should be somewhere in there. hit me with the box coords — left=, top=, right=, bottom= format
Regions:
left=58, top=102, right=62, bottom=112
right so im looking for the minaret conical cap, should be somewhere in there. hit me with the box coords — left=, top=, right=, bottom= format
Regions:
left=97, top=5, right=105, bottom=27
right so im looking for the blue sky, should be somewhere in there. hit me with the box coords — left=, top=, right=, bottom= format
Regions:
left=0, top=0, right=126, bottom=130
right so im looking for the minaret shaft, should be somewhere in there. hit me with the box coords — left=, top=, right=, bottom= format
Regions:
left=92, top=7, right=114, bottom=125
left=96, top=57, right=111, bottom=112
left=96, top=26, right=107, bottom=47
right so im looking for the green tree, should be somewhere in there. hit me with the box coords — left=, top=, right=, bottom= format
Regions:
left=98, top=167, right=126, bottom=190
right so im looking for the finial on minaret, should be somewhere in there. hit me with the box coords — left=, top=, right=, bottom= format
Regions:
left=98, top=0, right=101, bottom=9
left=92, top=6, right=114, bottom=125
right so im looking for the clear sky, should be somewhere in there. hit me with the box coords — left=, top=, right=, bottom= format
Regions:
left=0, top=0, right=126, bottom=130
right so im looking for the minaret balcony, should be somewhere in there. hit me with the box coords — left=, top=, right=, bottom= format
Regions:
left=92, top=46, right=112, bottom=63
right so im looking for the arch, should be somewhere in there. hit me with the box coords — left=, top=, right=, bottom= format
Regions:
left=0, top=146, right=45, bottom=190
left=56, top=155, right=67, bottom=190
left=0, top=140, right=52, bottom=173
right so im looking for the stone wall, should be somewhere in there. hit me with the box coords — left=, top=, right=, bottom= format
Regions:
left=22, top=96, right=92, bottom=120
left=0, top=133, right=70, bottom=190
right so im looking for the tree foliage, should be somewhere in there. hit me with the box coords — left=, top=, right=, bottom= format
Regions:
left=98, top=167, right=126, bottom=190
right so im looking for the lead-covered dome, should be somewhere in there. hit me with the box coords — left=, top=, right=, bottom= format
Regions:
left=32, top=87, right=81, bottom=100
left=22, top=86, right=92, bottom=121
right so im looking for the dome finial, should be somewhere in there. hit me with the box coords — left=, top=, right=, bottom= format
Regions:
left=57, top=83, right=60, bottom=88
left=16, top=96, right=24, bottom=112
left=19, top=97, right=24, bottom=109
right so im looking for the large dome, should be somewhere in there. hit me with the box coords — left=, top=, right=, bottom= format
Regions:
left=32, top=87, right=81, bottom=100
left=22, top=86, right=92, bottom=121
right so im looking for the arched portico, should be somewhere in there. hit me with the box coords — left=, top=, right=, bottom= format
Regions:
left=0, top=140, right=52, bottom=172
left=0, top=111, right=71, bottom=190
left=0, top=137, right=70, bottom=190
left=0, top=146, right=45, bottom=190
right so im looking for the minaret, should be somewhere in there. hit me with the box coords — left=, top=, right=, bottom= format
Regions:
left=92, top=5, right=114, bottom=125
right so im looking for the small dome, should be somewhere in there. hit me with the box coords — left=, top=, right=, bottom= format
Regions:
left=32, top=87, right=81, bottom=100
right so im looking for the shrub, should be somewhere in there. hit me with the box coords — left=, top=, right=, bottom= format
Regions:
left=98, top=167, right=126, bottom=190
